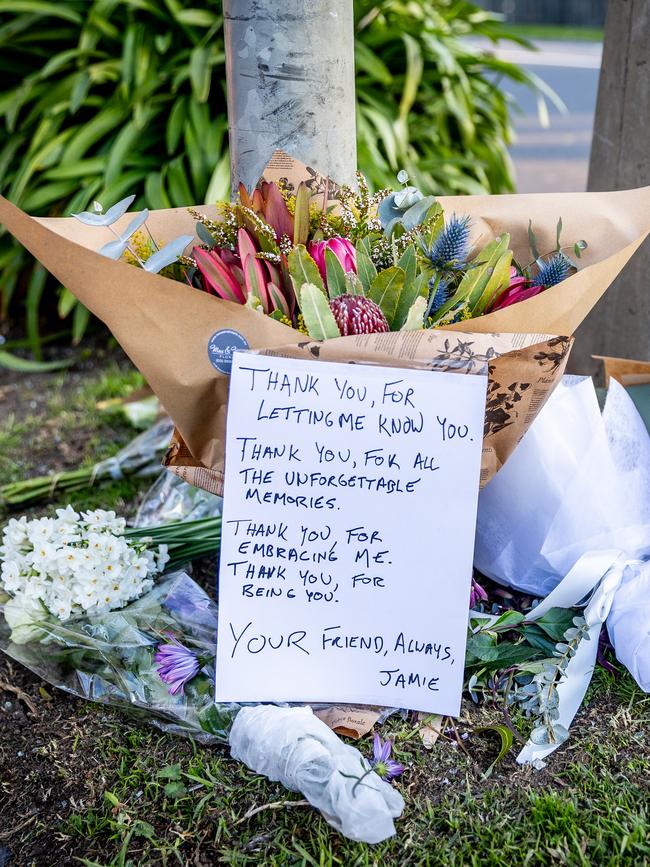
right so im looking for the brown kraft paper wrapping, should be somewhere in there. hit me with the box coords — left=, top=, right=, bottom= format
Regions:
left=1, top=153, right=649, bottom=491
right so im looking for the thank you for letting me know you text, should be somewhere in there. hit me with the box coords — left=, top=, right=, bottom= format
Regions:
left=215, top=352, right=487, bottom=714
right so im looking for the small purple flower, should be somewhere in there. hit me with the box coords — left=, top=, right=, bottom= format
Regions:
left=371, top=733, right=404, bottom=781
left=469, top=577, right=488, bottom=609
left=154, top=634, right=200, bottom=696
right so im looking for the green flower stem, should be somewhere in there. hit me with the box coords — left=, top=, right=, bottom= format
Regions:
left=125, top=517, right=222, bottom=571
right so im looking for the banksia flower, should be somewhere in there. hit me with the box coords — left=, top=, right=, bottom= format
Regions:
left=427, top=214, right=471, bottom=270
left=533, top=253, right=571, bottom=288
left=329, top=295, right=389, bottom=336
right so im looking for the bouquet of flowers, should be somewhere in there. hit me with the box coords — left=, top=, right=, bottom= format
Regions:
left=71, top=171, right=587, bottom=339
left=0, top=508, right=233, bottom=742
left=1, top=153, right=649, bottom=495
left=0, top=417, right=173, bottom=509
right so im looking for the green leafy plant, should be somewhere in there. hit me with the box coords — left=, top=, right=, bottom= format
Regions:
left=0, top=0, right=554, bottom=354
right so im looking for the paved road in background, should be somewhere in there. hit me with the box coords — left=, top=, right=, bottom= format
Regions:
left=497, top=40, right=602, bottom=193
left=467, top=39, right=602, bottom=193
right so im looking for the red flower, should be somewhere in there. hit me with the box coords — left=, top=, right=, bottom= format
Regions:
left=491, top=267, right=544, bottom=311
left=329, top=295, right=389, bottom=335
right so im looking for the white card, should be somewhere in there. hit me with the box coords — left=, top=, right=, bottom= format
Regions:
left=215, top=353, right=487, bottom=715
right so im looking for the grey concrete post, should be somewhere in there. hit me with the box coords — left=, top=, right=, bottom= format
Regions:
left=572, top=0, right=650, bottom=374
left=223, top=0, right=357, bottom=195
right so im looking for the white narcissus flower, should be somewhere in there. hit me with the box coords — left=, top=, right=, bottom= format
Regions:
left=26, top=516, right=57, bottom=540
left=2, top=516, right=29, bottom=548
left=0, top=508, right=168, bottom=638
left=29, top=540, right=60, bottom=572
left=49, top=588, right=74, bottom=622
left=81, top=509, right=126, bottom=534
left=0, top=559, right=23, bottom=594
left=55, top=505, right=80, bottom=524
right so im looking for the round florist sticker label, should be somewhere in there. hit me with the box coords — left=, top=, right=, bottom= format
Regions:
left=207, top=329, right=250, bottom=374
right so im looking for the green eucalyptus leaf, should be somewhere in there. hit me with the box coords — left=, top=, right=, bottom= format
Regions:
left=288, top=245, right=324, bottom=294
left=356, top=242, right=377, bottom=292
left=368, top=266, right=405, bottom=324
left=292, top=182, right=310, bottom=247
left=397, top=243, right=417, bottom=286
left=472, top=248, right=513, bottom=315
left=324, top=248, right=347, bottom=298
left=299, top=283, right=340, bottom=340
left=393, top=271, right=428, bottom=329
left=401, top=295, right=427, bottom=331
left=401, top=195, right=437, bottom=231
left=528, top=220, right=541, bottom=261
left=196, top=221, right=216, bottom=248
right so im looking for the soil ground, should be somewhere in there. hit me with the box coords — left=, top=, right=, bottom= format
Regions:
left=1, top=347, right=649, bottom=867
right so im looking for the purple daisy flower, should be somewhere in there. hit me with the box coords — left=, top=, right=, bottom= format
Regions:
left=154, top=634, right=200, bottom=696
left=371, top=733, right=404, bottom=781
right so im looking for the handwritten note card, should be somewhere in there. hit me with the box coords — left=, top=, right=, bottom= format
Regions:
left=215, top=353, right=487, bottom=715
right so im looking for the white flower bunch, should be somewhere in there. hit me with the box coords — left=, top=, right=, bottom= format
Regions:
left=0, top=507, right=169, bottom=643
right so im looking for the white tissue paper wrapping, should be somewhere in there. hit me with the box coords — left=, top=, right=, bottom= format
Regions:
left=229, top=705, right=404, bottom=843
left=474, top=376, right=650, bottom=764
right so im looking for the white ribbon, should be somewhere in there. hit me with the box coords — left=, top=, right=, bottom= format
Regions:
left=517, top=550, right=636, bottom=767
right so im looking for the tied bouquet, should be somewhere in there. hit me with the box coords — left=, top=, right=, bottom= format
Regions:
left=1, top=153, right=650, bottom=495
left=70, top=171, right=587, bottom=340
left=0, top=509, right=234, bottom=742
left=0, top=507, right=169, bottom=643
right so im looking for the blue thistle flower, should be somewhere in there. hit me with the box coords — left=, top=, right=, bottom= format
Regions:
left=428, top=273, right=452, bottom=313
left=427, top=214, right=471, bottom=270
left=533, top=253, right=571, bottom=288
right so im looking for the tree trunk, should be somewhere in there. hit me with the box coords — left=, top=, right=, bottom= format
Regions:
left=572, top=0, right=650, bottom=374
left=223, top=0, right=357, bottom=195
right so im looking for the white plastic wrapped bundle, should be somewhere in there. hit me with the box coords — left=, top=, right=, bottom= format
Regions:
left=229, top=705, right=404, bottom=843
left=474, top=376, right=650, bottom=763
left=607, top=560, right=650, bottom=691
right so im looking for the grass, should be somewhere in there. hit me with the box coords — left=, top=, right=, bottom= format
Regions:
left=30, top=680, right=650, bottom=866
left=0, top=349, right=151, bottom=518
left=1, top=350, right=649, bottom=866
left=507, top=24, right=603, bottom=43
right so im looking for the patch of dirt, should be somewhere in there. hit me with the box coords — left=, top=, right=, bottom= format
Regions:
left=0, top=341, right=128, bottom=421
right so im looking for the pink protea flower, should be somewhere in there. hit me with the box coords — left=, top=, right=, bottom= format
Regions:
left=308, top=238, right=356, bottom=284
left=154, top=634, right=200, bottom=696
left=329, top=294, right=389, bottom=336
left=491, top=267, right=544, bottom=312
